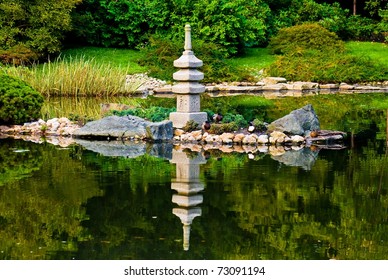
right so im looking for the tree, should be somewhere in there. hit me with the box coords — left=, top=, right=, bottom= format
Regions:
left=0, top=0, right=81, bottom=63
left=70, top=0, right=271, bottom=56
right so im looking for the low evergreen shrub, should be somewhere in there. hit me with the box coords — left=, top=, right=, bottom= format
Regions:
left=0, top=75, right=44, bottom=124
left=267, top=23, right=388, bottom=83
left=268, top=23, right=345, bottom=55
left=113, top=106, right=176, bottom=122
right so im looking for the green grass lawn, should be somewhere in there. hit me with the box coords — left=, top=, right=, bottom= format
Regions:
left=345, top=41, right=388, bottom=65
left=59, top=42, right=388, bottom=78
left=226, top=47, right=276, bottom=70
left=60, top=46, right=148, bottom=74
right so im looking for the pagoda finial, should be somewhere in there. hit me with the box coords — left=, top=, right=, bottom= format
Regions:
left=184, top=24, right=192, bottom=52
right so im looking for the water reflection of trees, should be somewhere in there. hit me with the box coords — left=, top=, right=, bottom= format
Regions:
left=202, top=142, right=388, bottom=259
left=1, top=135, right=387, bottom=259
left=0, top=142, right=101, bottom=260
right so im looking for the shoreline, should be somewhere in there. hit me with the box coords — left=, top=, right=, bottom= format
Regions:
left=132, top=74, right=388, bottom=96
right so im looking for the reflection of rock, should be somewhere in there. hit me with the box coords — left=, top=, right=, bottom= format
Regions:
left=73, top=115, right=173, bottom=141
left=271, top=147, right=320, bottom=171
left=268, top=104, right=320, bottom=135
left=75, top=139, right=173, bottom=160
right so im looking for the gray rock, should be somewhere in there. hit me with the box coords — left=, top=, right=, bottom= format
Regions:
left=267, top=104, right=320, bottom=135
left=73, top=115, right=173, bottom=141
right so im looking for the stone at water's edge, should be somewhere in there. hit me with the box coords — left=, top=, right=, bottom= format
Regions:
left=267, top=104, right=320, bottom=136
left=73, top=115, right=173, bottom=141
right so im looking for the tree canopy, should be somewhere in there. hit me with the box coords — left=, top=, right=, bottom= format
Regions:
left=0, top=0, right=387, bottom=63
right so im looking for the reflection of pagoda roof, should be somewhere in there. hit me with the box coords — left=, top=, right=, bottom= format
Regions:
left=173, top=194, right=203, bottom=207
left=171, top=180, right=204, bottom=194
left=173, top=207, right=202, bottom=225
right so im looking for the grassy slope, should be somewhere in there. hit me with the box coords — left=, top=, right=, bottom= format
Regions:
left=345, top=41, right=388, bottom=66
left=60, top=47, right=147, bottom=74
left=60, top=42, right=388, bottom=78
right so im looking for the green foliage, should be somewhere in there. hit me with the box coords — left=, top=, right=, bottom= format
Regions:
left=267, top=23, right=388, bottom=83
left=267, top=0, right=349, bottom=38
left=268, top=48, right=388, bottom=83
left=0, top=0, right=81, bottom=63
left=207, top=122, right=239, bottom=134
left=70, top=0, right=270, bottom=56
left=268, top=23, right=345, bottom=55
left=344, top=15, right=385, bottom=41
left=113, top=106, right=176, bottom=122
left=137, top=35, right=254, bottom=83
left=3, top=56, right=141, bottom=97
left=222, top=113, right=248, bottom=128
left=0, top=45, right=39, bottom=66
left=0, top=75, right=44, bottom=124
left=252, top=118, right=267, bottom=131
left=183, top=120, right=200, bottom=132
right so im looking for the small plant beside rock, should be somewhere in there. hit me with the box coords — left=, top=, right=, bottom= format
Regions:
left=0, top=74, right=44, bottom=125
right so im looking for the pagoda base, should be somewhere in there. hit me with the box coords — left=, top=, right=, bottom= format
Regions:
left=169, top=112, right=207, bottom=129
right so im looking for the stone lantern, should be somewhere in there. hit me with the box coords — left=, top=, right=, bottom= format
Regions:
left=169, top=24, right=208, bottom=128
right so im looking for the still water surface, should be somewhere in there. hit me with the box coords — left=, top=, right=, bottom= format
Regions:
left=1, top=94, right=388, bottom=260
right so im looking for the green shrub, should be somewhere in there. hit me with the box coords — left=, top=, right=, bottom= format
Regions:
left=344, top=16, right=385, bottom=41
left=222, top=113, right=248, bottom=128
left=137, top=35, right=254, bottom=83
left=267, top=46, right=388, bottom=83
left=113, top=106, right=176, bottom=122
left=268, top=23, right=345, bottom=55
left=0, top=75, right=44, bottom=124
left=208, top=122, right=239, bottom=134
left=183, top=120, right=200, bottom=132
left=0, top=45, right=39, bottom=66
left=267, top=23, right=388, bottom=83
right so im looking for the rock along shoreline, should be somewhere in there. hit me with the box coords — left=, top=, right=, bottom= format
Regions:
left=0, top=105, right=347, bottom=151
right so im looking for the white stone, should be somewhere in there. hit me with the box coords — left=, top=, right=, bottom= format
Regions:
left=176, top=94, right=201, bottom=112
left=257, top=134, right=269, bottom=144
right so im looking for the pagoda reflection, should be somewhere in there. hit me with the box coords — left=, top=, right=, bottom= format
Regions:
left=170, top=148, right=206, bottom=251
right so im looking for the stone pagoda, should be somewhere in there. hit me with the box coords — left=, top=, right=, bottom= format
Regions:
left=169, top=24, right=207, bottom=128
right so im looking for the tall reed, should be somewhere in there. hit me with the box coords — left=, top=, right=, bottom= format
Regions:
left=2, top=56, right=144, bottom=97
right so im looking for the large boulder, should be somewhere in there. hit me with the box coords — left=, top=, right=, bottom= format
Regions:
left=267, top=104, right=320, bottom=135
left=73, top=115, right=173, bottom=141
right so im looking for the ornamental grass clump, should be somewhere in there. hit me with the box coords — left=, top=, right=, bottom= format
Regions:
left=3, top=56, right=143, bottom=97
left=0, top=75, right=44, bottom=125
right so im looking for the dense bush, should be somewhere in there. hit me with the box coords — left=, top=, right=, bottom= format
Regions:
left=70, top=0, right=270, bottom=56
left=267, top=0, right=349, bottom=38
left=267, top=48, right=388, bottom=83
left=344, top=15, right=385, bottom=41
left=268, top=23, right=344, bottom=55
left=113, top=106, right=176, bottom=122
left=0, top=75, right=44, bottom=124
left=266, top=23, right=388, bottom=83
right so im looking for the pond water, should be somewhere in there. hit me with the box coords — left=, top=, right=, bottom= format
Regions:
left=1, top=93, right=388, bottom=260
